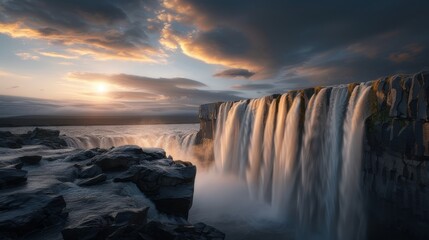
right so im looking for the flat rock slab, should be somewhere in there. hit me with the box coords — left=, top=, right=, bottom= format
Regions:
left=0, top=193, right=67, bottom=238
left=77, top=173, right=107, bottom=186
left=76, top=164, right=102, bottom=179
left=107, top=221, right=225, bottom=240
left=19, top=155, right=42, bottom=165
left=92, top=145, right=168, bottom=171
left=0, top=168, right=27, bottom=189
left=62, top=207, right=149, bottom=240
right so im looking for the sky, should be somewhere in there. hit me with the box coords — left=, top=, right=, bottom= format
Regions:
left=0, top=0, right=428, bottom=117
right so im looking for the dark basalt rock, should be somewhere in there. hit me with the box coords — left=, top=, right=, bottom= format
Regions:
left=77, top=173, right=107, bottom=187
left=24, top=128, right=67, bottom=149
left=1, top=162, right=23, bottom=169
left=19, top=155, right=42, bottom=165
left=91, top=145, right=144, bottom=171
left=0, top=131, right=23, bottom=149
left=107, top=221, right=226, bottom=240
left=114, top=160, right=196, bottom=218
left=76, top=164, right=103, bottom=179
left=0, top=159, right=23, bottom=169
left=91, top=145, right=167, bottom=171
left=0, top=168, right=27, bottom=189
left=65, top=148, right=106, bottom=162
left=62, top=207, right=148, bottom=240
left=0, top=193, right=67, bottom=238
left=0, top=128, right=67, bottom=149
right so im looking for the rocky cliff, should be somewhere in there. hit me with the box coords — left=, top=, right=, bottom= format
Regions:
left=197, top=71, right=429, bottom=239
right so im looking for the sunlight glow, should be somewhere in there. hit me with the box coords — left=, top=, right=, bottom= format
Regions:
left=95, top=82, right=108, bottom=94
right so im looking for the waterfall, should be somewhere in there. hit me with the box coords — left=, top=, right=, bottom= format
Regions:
left=62, top=131, right=198, bottom=162
left=214, top=84, right=372, bottom=239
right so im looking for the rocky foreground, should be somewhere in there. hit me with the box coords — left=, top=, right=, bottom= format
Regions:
left=0, top=128, right=225, bottom=240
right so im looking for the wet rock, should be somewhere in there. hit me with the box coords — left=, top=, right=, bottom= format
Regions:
left=77, top=164, right=103, bottom=179
left=0, top=159, right=22, bottom=169
left=62, top=207, right=148, bottom=240
left=0, top=132, right=22, bottom=149
left=77, top=173, right=107, bottom=187
left=29, top=128, right=60, bottom=138
left=0, top=128, right=67, bottom=149
left=91, top=145, right=167, bottom=171
left=56, top=165, right=79, bottom=182
left=0, top=193, right=67, bottom=238
left=65, top=148, right=106, bottom=162
left=19, top=155, right=42, bottom=165
left=0, top=168, right=27, bottom=189
left=388, top=75, right=407, bottom=118
left=1, top=162, right=23, bottom=169
left=114, top=161, right=196, bottom=218
left=24, top=128, right=67, bottom=149
left=108, top=221, right=225, bottom=240
left=142, top=147, right=167, bottom=160
left=91, top=145, right=143, bottom=171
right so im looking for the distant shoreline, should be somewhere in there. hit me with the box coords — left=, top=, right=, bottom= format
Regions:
left=0, top=115, right=199, bottom=128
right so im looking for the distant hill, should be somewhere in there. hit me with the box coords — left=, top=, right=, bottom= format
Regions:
left=0, top=114, right=199, bottom=127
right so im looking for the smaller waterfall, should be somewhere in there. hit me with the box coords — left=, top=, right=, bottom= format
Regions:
left=62, top=127, right=199, bottom=163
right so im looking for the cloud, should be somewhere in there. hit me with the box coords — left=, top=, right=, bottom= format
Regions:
left=231, top=83, right=274, bottom=91
left=160, top=0, right=429, bottom=82
left=0, top=0, right=162, bottom=62
left=214, top=68, right=255, bottom=79
left=0, top=69, right=30, bottom=79
left=0, top=70, right=245, bottom=116
left=389, top=44, right=424, bottom=63
left=16, top=52, right=39, bottom=60
left=67, top=72, right=242, bottom=110
left=39, top=51, right=78, bottom=59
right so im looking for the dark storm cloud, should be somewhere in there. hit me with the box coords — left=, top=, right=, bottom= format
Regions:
left=162, top=0, right=429, bottom=83
left=0, top=0, right=161, bottom=61
left=231, top=83, right=274, bottom=91
left=68, top=72, right=242, bottom=106
left=214, top=68, right=255, bottom=79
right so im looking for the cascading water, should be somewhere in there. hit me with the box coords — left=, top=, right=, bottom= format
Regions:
left=214, top=84, right=373, bottom=239
left=61, top=125, right=199, bottom=163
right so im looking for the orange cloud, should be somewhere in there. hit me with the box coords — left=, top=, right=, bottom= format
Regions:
left=38, top=51, right=78, bottom=59
left=0, top=22, right=161, bottom=62
left=389, top=44, right=424, bottom=63
left=16, top=52, right=39, bottom=61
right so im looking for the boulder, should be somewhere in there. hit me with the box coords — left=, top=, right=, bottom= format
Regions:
left=0, top=128, right=68, bottom=149
left=1, top=162, right=23, bottom=169
left=114, top=161, right=196, bottom=218
left=65, top=148, right=106, bottom=162
left=0, top=131, right=22, bottom=149
left=19, top=155, right=42, bottom=165
left=62, top=207, right=148, bottom=240
left=0, top=131, right=22, bottom=147
left=0, top=159, right=22, bottom=169
left=77, top=174, right=107, bottom=187
left=91, top=145, right=143, bottom=171
left=77, top=164, right=103, bottom=179
left=28, top=128, right=60, bottom=139
left=24, top=128, right=68, bottom=149
left=0, top=169, right=27, bottom=189
left=0, top=193, right=67, bottom=238
left=91, top=145, right=166, bottom=171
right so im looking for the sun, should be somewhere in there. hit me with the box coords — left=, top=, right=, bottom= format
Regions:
left=95, top=82, right=108, bottom=94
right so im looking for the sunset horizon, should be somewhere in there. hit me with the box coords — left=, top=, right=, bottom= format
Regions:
left=1, top=0, right=428, bottom=118
left=1, top=1, right=429, bottom=240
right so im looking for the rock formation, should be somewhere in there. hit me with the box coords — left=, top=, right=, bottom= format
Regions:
left=0, top=131, right=224, bottom=240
